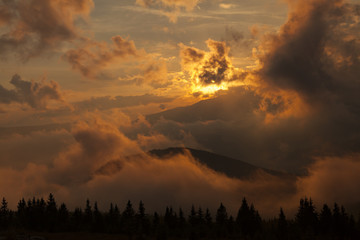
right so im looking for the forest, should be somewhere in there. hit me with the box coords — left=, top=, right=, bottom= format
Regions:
left=0, top=194, right=359, bottom=239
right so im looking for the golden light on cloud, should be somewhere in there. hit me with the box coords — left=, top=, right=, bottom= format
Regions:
left=180, top=39, right=248, bottom=97
left=190, top=77, right=244, bottom=96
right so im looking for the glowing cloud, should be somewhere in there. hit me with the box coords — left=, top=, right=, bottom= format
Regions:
left=179, top=39, right=247, bottom=96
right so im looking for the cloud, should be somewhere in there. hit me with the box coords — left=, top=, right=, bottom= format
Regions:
left=219, top=3, right=234, bottom=9
left=297, top=155, right=360, bottom=209
left=0, top=0, right=94, bottom=60
left=179, top=39, right=247, bottom=95
left=4, top=110, right=360, bottom=217
left=135, top=0, right=202, bottom=23
left=0, top=129, right=73, bottom=169
left=141, top=60, right=171, bottom=88
left=0, top=114, right=296, bottom=217
left=74, top=94, right=174, bottom=111
left=141, top=0, right=360, bottom=174
left=63, top=36, right=143, bottom=79
left=0, top=74, right=65, bottom=109
left=259, top=0, right=360, bottom=101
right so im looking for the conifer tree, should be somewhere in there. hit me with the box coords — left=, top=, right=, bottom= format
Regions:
left=93, top=201, right=104, bottom=232
left=122, top=200, right=135, bottom=237
left=46, top=193, right=58, bottom=232
left=58, top=203, right=69, bottom=231
left=215, top=203, right=228, bottom=237
left=277, top=208, right=288, bottom=240
left=319, top=204, right=332, bottom=235
left=205, top=208, right=212, bottom=227
left=0, top=198, right=9, bottom=230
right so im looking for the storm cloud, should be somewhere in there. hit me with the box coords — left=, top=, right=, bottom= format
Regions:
left=0, top=74, right=65, bottom=109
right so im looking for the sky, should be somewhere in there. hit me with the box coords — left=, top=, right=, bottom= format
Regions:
left=1, top=0, right=360, bottom=216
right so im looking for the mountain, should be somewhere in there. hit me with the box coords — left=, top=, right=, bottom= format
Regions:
left=148, top=147, right=288, bottom=179
left=146, top=87, right=261, bottom=124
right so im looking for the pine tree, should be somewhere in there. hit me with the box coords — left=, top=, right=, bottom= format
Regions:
left=58, top=203, right=69, bottom=231
left=93, top=201, right=104, bottom=232
left=205, top=208, right=212, bottom=227
left=216, top=203, right=228, bottom=225
left=122, top=200, right=135, bottom=236
left=319, top=204, right=332, bottom=235
left=136, top=200, right=150, bottom=236
left=295, top=197, right=318, bottom=236
left=277, top=208, right=288, bottom=240
left=178, top=207, right=186, bottom=234
left=46, top=193, right=58, bottom=232
left=84, top=199, right=93, bottom=230
left=17, top=198, right=26, bottom=227
left=215, top=203, right=228, bottom=237
left=188, top=205, right=197, bottom=226
left=0, top=198, right=9, bottom=230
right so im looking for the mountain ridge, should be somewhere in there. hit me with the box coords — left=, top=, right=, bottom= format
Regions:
left=148, top=147, right=289, bottom=179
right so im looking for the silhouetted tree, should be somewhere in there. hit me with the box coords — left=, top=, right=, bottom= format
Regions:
left=215, top=203, right=228, bottom=237
left=122, top=200, right=135, bottom=238
left=58, top=203, right=69, bottom=231
left=135, top=200, right=150, bottom=237
left=106, top=203, right=120, bottom=233
left=93, top=202, right=104, bottom=232
left=236, top=198, right=261, bottom=237
left=83, top=199, right=93, bottom=230
left=70, top=207, right=83, bottom=231
left=319, top=204, right=332, bottom=235
left=296, top=197, right=318, bottom=236
left=0, top=198, right=9, bottom=230
left=205, top=208, right=212, bottom=224
left=46, top=193, right=58, bottom=231
left=177, top=208, right=186, bottom=237
left=277, top=208, right=288, bottom=240
left=17, top=198, right=26, bottom=227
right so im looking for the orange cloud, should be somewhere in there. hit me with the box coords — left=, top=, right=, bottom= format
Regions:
left=296, top=155, right=360, bottom=209
left=0, top=113, right=296, bottom=217
left=179, top=40, right=247, bottom=96
left=135, top=0, right=202, bottom=22
left=0, top=74, right=66, bottom=109
left=0, top=0, right=94, bottom=60
left=63, top=36, right=142, bottom=79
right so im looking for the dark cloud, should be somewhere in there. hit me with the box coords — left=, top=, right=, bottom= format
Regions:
left=0, top=0, right=94, bottom=60
left=63, top=36, right=142, bottom=79
left=180, top=39, right=245, bottom=88
left=0, top=74, right=65, bottom=109
left=180, top=45, right=205, bottom=65
left=198, top=41, right=230, bottom=85
left=144, top=0, right=360, bottom=174
left=259, top=0, right=360, bottom=100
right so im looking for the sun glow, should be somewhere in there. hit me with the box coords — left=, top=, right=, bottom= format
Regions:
left=180, top=40, right=249, bottom=97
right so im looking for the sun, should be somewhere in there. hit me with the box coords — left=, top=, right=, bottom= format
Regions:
left=191, top=78, right=230, bottom=95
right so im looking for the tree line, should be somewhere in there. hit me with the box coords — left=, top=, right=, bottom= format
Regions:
left=0, top=194, right=359, bottom=239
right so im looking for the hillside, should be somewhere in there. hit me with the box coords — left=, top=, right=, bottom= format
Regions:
left=148, top=147, right=287, bottom=179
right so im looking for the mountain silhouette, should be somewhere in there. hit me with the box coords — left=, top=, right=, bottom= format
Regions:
left=148, top=147, right=288, bottom=179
